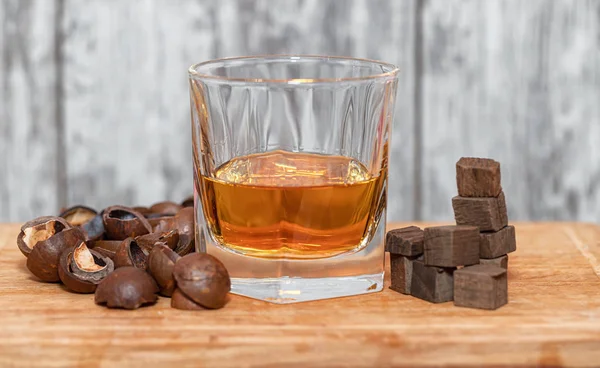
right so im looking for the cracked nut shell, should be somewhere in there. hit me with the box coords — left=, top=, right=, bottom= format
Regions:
left=174, top=207, right=195, bottom=256
left=171, top=288, right=205, bottom=310
left=80, top=210, right=106, bottom=242
left=136, top=230, right=179, bottom=252
left=94, top=267, right=158, bottom=310
left=71, top=242, right=113, bottom=283
left=26, top=227, right=86, bottom=282
left=148, top=214, right=176, bottom=233
left=59, top=206, right=97, bottom=227
left=59, top=206, right=104, bottom=241
left=148, top=244, right=180, bottom=297
left=173, top=253, right=230, bottom=309
left=102, top=206, right=152, bottom=240
left=132, top=206, right=152, bottom=216
left=114, top=238, right=148, bottom=270
left=89, top=240, right=121, bottom=260
left=181, top=195, right=194, bottom=208
left=17, top=216, right=71, bottom=258
left=59, top=242, right=114, bottom=293
left=149, top=201, right=182, bottom=216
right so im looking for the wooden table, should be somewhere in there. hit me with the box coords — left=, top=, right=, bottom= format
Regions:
left=1, top=222, right=600, bottom=367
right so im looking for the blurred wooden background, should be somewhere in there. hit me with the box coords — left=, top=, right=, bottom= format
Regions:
left=1, top=0, right=599, bottom=223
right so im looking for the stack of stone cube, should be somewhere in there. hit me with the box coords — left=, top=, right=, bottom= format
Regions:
left=387, top=157, right=516, bottom=310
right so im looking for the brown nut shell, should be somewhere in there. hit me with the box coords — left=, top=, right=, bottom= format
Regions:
left=181, top=195, right=194, bottom=208
left=58, top=244, right=114, bottom=293
left=89, top=240, right=121, bottom=260
left=59, top=249, right=96, bottom=293
left=132, top=206, right=152, bottom=216
left=114, top=238, right=148, bottom=270
left=148, top=244, right=180, bottom=297
left=17, top=216, right=71, bottom=258
left=26, top=227, right=86, bottom=282
left=171, top=288, right=205, bottom=310
left=174, top=207, right=195, bottom=256
left=173, top=253, right=230, bottom=309
left=136, top=229, right=179, bottom=252
left=94, top=267, right=158, bottom=309
left=102, top=206, right=152, bottom=240
left=176, top=207, right=194, bottom=236
left=59, top=206, right=97, bottom=226
left=90, top=240, right=121, bottom=252
left=149, top=201, right=182, bottom=216
left=148, top=215, right=177, bottom=232
left=71, top=242, right=112, bottom=283
left=174, top=234, right=195, bottom=256
left=80, top=210, right=105, bottom=241
left=91, top=247, right=115, bottom=261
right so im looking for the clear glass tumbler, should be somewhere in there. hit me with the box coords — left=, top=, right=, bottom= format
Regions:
left=189, top=55, right=399, bottom=303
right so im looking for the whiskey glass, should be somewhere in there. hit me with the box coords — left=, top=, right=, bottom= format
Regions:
left=189, top=55, right=399, bottom=303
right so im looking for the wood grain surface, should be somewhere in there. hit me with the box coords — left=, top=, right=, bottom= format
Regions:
left=1, top=222, right=600, bottom=367
left=2, top=0, right=599, bottom=223
left=419, top=0, right=600, bottom=222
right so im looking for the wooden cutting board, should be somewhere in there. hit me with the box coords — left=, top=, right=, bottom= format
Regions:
left=1, top=222, right=599, bottom=367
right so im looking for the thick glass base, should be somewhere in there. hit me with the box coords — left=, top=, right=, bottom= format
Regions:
left=231, top=273, right=384, bottom=304
left=195, top=205, right=386, bottom=304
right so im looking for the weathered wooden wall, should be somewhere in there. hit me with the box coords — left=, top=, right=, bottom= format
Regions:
left=1, top=0, right=599, bottom=223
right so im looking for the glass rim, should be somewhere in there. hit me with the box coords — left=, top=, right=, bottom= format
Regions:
left=188, top=54, right=399, bottom=85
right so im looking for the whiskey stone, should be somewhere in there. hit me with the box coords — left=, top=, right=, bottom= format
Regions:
left=480, top=255, right=508, bottom=270
left=410, top=260, right=454, bottom=303
left=454, top=264, right=507, bottom=310
left=385, top=226, right=424, bottom=256
left=480, top=225, right=516, bottom=259
left=423, top=225, right=480, bottom=267
left=452, top=192, right=508, bottom=232
left=456, top=157, right=502, bottom=197
left=390, top=254, right=419, bottom=295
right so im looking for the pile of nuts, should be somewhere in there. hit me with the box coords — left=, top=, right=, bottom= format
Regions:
left=16, top=197, right=231, bottom=310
